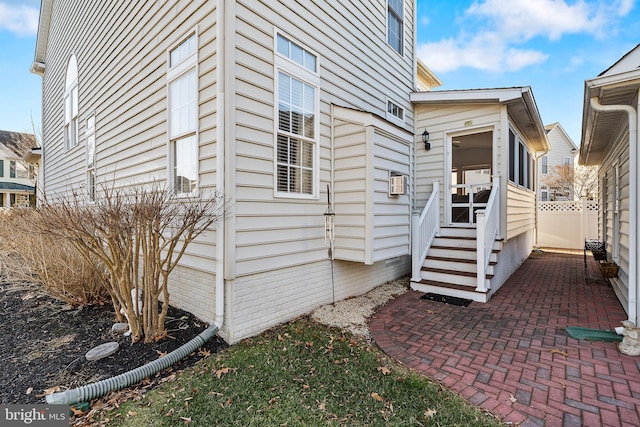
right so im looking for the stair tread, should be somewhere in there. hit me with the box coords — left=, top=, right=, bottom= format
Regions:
left=426, top=256, right=497, bottom=265
left=421, top=266, right=494, bottom=279
left=431, top=245, right=500, bottom=253
left=413, top=279, right=489, bottom=294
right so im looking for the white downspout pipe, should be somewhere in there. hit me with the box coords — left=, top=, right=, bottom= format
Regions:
left=590, top=96, right=637, bottom=325
left=214, top=0, right=228, bottom=332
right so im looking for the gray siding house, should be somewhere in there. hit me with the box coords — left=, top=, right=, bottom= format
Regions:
left=31, top=0, right=424, bottom=343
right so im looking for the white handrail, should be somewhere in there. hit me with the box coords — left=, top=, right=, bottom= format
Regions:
left=411, top=181, right=440, bottom=282
left=476, top=177, right=500, bottom=292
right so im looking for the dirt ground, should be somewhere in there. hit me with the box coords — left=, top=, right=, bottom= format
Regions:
left=0, top=279, right=226, bottom=406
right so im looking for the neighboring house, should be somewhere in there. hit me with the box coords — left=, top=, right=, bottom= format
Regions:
left=410, top=88, right=550, bottom=302
left=538, top=122, right=578, bottom=201
left=580, top=43, right=640, bottom=327
left=0, top=130, right=37, bottom=208
left=31, top=0, right=428, bottom=344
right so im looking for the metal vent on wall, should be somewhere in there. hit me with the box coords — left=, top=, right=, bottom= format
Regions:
left=389, top=173, right=406, bottom=196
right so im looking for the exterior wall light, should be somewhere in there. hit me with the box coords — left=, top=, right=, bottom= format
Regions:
left=422, top=129, right=430, bottom=150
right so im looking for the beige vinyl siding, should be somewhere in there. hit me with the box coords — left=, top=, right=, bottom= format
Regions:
left=40, top=0, right=219, bottom=322
left=332, top=109, right=411, bottom=264
left=506, top=183, right=535, bottom=239
left=231, top=0, right=415, bottom=276
left=371, top=129, right=411, bottom=261
left=333, top=119, right=368, bottom=262
left=599, top=131, right=631, bottom=312
left=43, top=1, right=218, bottom=192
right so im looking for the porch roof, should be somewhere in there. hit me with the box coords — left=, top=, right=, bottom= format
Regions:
left=411, top=87, right=550, bottom=152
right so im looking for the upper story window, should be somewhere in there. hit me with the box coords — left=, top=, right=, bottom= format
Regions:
left=387, top=0, right=403, bottom=54
left=167, top=33, right=198, bottom=196
left=274, top=32, right=319, bottom=198
left=541, top=156, right=548, bottom=174
left=276, top=34, right=317, bottom=73
left=386, top=99, right=405, bottom=125
left=563, top=157, right=571, bottom=167
left=64, top=54, right=79, bottom=151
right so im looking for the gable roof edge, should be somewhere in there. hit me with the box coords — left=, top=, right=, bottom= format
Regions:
left=31, top=0, right=53, bottom=76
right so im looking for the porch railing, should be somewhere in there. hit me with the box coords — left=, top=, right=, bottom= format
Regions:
left=476, top=177, right=500, bottom=292
left=411, top=181, right=440, bottom=282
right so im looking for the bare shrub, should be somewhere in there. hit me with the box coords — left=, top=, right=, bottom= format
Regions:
left=0, top=208, right=109, bottom=306
left=35, top=184, right=224, bottom=343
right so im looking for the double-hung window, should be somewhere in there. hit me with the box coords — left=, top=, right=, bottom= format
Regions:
left=167, top=33, right=198, bottom=195
left=64, top=54, right=79, bottom=150
left=275, top=33, right=319, bottom=198
left=541, top=156, right=548, bottom=174
left=387, top=0, right=403, bottom=54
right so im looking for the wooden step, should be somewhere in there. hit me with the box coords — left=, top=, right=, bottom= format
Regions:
left=410, top=279, right=489, bottom=303
left=425, top=255, right=497, bottom=265
left=421, top=266, right=494, bottom=280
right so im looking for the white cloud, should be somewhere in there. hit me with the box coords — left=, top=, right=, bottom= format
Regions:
left=418, top=35, right=548, bottom=73
left=418, top=0, right=634, bottom=74
left=466, top=0, right=598, bottom=41
left=0, top=3, right=38, bottom=36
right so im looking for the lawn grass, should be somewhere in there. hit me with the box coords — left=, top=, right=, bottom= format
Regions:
left=98, top=318, right=503, bottom=426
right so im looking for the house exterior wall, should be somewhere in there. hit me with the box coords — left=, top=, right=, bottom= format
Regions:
left=506, top=184, right=536, bottom=240
left=225, top=255, right=410, bottom=343
left=599, top=130, right=631, bottom=314
left=231, top=0, right=415, bottom=278
left=39, top=0, right=218, bottom=323
left=538, top=124, right=577, bottom=201
left=332, top=109, right=412, bottom=264
left=37, top=0, right=416, bottom=342
left=0, top=145, right=36, bottom=207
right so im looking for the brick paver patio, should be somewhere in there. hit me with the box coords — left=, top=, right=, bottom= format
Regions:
left=370, top=250, right=640, bottom=426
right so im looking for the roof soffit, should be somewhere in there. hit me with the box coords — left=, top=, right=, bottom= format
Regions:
left=32, top=0, right=53, bottom=73
left=580, top=69, right=640, bottom=165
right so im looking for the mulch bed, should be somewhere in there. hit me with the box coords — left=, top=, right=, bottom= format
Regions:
left=0, top=279, right=227, bottom=408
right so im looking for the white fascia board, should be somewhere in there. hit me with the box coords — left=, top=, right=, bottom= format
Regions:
left=31, top=0, right=53, bottom=75
left=410, top=87, right=526, bottom=104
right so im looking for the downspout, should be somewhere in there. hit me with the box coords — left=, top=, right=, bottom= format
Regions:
left=590, top=96, right=638, bottom=325
left=46, top=4, right=229, bottom=406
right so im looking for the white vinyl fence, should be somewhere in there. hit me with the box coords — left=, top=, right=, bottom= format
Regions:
left=537, top=200, right=598, bottom=250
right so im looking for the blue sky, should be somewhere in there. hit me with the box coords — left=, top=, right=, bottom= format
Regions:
left=0, top=0, right=638, bottom=144
left=416, top=0, right=639, bottom=144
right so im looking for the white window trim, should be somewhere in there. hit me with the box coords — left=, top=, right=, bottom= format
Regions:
left=386, top=0, right=404, bottom=55
left=273, top=30, right=320, bottom=199
left=541, top=155, right=548, bottom=174
left=167, top=28, right=200, bottom=197
left=385, top=98, right=405, bottom=127
left=508, top=126, right=534, bottom=191
left=64, top=54, right=79, bottom=151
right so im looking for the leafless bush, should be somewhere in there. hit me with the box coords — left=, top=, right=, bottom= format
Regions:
left=0, top=208, right=109, bottom=306
left=36, top=184, right=224, bottom=343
